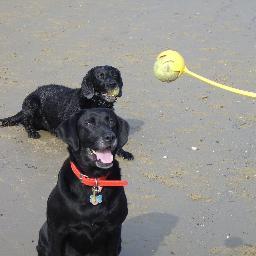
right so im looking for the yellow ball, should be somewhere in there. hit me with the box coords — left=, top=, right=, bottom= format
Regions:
left=153, top=50, right=185, bottom=82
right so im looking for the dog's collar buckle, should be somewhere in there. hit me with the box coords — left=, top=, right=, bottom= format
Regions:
left=79, top=173, right=88, bottom=182
left=79, top=173, right=83, bottom=182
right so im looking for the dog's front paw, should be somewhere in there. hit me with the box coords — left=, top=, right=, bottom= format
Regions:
left=117, top=149, right=134, bottom=161
left=123, top=151, right=134, bottom=160
left=28, top=131, right=41, bottom=139
left=0, top=119, right=9, bottom=127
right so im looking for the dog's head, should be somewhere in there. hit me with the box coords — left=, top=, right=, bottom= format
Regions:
left=56, top=108, right=129, bottom=172
left=81, top=65, right=123, bottom=103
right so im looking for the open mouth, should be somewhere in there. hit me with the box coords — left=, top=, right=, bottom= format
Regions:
left=89, top=148, right=114, bottom=169
left=102, top=87, right=120, bottom=102
left=102, top=94, right=118, bottom=102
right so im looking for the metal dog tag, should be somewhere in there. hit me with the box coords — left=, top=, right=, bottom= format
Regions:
left=90, top=187, right=103, bottom=206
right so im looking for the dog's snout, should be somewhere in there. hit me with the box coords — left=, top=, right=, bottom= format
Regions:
left=104, top=132, right=116, bottom=142
left=108, top=82, right=118, bottom=89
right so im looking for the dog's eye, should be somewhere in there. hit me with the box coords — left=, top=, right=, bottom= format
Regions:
left=110, top=71, right=117, bottom=77
left=98, top=73, right=105, bottom=79
left=85, top=118, right=95, bottom=126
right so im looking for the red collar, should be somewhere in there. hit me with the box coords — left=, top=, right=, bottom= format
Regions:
left=70, top=162, right=128, bottom=187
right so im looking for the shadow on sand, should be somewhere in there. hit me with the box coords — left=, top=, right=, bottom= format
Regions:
left=121, top=212, right=178, bottom=255
left=127, top=118, right=144, bottom=136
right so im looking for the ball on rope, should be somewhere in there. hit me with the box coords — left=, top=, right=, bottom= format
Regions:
left=153, top=50, right=185, bottom=82
left=153, top=49, right=256, bottom=98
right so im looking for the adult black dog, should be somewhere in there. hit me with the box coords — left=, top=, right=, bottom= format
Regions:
left=0, top=65, right=133, bottom=160
left=37, top=108, right=129, bottom=256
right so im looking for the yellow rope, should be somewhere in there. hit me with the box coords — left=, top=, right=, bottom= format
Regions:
left=184, top=67, right=256, bottom=98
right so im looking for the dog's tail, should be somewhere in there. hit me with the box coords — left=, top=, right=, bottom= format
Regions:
left=0, top=111, right=24, bottom=127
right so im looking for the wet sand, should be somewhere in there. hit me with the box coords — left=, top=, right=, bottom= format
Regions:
left=1, top=1, right=256, bottom=255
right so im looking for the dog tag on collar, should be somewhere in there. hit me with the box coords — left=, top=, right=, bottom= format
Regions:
left=90, top=194, right=103, bottom=205
left=90, top=188, right=103, bottom=206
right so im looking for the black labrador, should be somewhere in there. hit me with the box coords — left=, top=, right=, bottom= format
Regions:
left=37, top=108, right=129, bottom=256
left=0, top=65, right=133, bottom=160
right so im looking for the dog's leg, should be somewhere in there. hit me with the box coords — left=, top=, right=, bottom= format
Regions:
left=21, top=95, right=41, bottom=139
left=117, top=148, right=134, bottom=161
left=105, top=226, right=122, bottom=256
left=47, top=225, right=65, bottom=256
left=0, top=111, right=24, bottom=127
left=37, top=222, right=49, bottom=256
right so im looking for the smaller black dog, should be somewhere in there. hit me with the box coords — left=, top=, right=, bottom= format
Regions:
left=0, top=65, right=133, bottom=160
left=37, top=108, right=128, bottom=256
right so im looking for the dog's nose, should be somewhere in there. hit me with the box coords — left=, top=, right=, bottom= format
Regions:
left=104, top=132, right=116, bottom=142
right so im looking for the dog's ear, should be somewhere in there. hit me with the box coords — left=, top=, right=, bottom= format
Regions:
left=55, top=112, right=81, bottom=151
left=116, top=115, right=130, bottom=149
left=81, top=69, right=95, bottom=99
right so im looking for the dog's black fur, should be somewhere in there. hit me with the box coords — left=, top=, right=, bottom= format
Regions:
left=37, top=108, right=128, bottom=256
left=0, top=65, right=133, bottom=160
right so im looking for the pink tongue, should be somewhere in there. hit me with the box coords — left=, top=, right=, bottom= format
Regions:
left=95, top=150, right=113, bottom=164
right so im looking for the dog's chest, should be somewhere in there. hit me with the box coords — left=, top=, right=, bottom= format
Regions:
left=68, top=188, right=123, bottom=234
left=67, top=205, right=111, bottom=246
